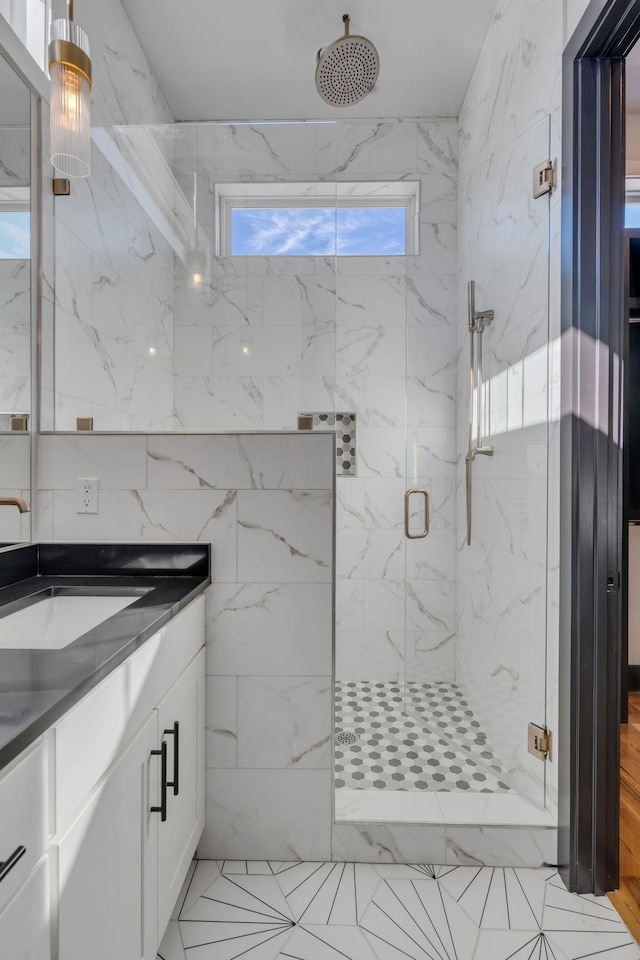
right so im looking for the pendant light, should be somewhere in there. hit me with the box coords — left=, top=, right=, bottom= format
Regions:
left=49, top=0, right=92, bottom=178
left=187, top=173, right=207, bottom=290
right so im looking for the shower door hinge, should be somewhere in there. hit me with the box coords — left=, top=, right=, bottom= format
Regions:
left=532, top=159, right=555, bottom=198
left=528, top=722, right=551, bottom=760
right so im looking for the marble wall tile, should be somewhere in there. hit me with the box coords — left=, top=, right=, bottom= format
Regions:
left=262, top=275, right=336, bottom=327
left=0, top=435, right=30, bottom=491
left=331, top=823, right=447, bottom=863
left=206, top=676, right=237, bottom=768
left=206, top=582, right=332, bottom=677
left=364, top=377, right=407, bottom=428
left=444, top=826, right=557, bottom=868
left=321, top=121, right=418, bottom=178
left=39, top=432, right=335, bottom=861
left=201, top=769, right=332, bottom=860
left=336, top=326, right=406, bottom=378
left=174, top=376, right=263, bottom=429
left=237, top=676, right=331, bottom=769
left=0, top=259, right=31, bottom=415
left=336, top=528, right=404, bottom=581
left=335, top=629, right=404, bottom=682
left=174, top=327, right=213, bottom=377
left=405, top=630, right=457, bottom=683
left=148, top=433, right=335, bottom=491
left=356, top=427, right=405, bottom=479
left=237, top=490, right=332, bottom=583
left=38, top=435, right=147, bottom=490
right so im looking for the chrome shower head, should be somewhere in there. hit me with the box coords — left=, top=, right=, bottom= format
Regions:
left=315, top=14, right=379, bottom=107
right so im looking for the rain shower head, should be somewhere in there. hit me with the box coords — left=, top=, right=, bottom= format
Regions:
left=315, top=14, right=379, bottom=107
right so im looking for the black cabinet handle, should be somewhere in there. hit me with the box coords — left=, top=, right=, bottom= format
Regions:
left=164, top=721, right=179, bottom=796
left=0, top=845, right=26, bottom=882
left=150, top=741, right=167, bottom=821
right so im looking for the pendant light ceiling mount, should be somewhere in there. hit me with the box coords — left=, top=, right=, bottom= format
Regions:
left=49, top=0, right=93, bottom=179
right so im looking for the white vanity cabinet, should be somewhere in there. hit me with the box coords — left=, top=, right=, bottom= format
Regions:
left=0, top=739, right=50, bottom=960
left=51, top=594, right=206, bottom=960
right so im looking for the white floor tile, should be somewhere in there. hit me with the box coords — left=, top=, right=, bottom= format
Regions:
left=181, top=874, right=293, bottom=928
left=172, top=861, right=197, bottom=920
left=180, top=921, right=293, bottom=959
left=473, top=929, right=570, bottom=960
left=360, top=878, right=478, bottom=960
left=437, top=865, right=546, bottom=929
left=158, top=861, right=640, bottom=960
left=280, top=925, right=380, bottom=958
left=180, top=860, right=222, bottom=917
left=157, top=920, right=187, bottom=960
left=545, top=931, right=640, bottom=959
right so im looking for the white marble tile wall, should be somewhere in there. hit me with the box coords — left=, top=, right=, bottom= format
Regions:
left=0, top=433, right=30, bottom=540
left=0, top=259, right=29, bottom=415
left=45, top=0, right=176, bottom=431
left=0, top=126, right=29, bottom=187
left=37, top=431, right=335, bottom=860
left=454, top=0, right=594, bottom=818
left=172, top=119, right=459, bottom=686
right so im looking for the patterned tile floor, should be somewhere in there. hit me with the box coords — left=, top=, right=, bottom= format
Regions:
left=335, top=681, right=511, bottom=793
left=157, top=859, right=640, bottom=959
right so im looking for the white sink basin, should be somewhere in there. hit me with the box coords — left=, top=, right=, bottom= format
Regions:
left=0, top=594, right=139, bottom=650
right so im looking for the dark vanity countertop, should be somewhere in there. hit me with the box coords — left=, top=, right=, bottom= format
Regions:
left=0, top=543, right=211, bottom=771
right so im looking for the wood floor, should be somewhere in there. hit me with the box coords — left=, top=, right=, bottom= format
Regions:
left=609, top=692, right=640, bottom=942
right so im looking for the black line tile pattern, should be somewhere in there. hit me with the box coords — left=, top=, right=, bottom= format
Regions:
left=156, top=861, right=640, bottom=960
left=335, top=681, right=511, bottom=792
left=300, top=412, right=357, bottom=477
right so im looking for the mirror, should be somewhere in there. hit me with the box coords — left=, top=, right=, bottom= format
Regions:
left=0, top=48, right=31, bottom=542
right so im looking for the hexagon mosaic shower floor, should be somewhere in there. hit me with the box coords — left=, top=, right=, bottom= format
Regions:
left=157, top=859, right=640, bottom=960
left=334, top=681, right=512, bottom=793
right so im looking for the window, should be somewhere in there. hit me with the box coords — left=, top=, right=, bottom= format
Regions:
left=216, top=181, right=419, bottom=257
left=0, top=188, right=30, bottom=259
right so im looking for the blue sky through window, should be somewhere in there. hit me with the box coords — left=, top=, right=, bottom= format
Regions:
left=231, top=206, right=406, bottom=256
left=0, top=213, right=30, bottom=258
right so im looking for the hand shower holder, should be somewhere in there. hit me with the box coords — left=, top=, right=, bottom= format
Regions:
left=466, top=281, right=495, bottom=545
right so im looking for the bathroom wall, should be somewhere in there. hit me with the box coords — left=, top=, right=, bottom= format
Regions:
left=0, top=259, right=29, bottom=414
left=171, top=118, right=459, bottom=686
left=36, top=430, right=556, bottom=864
left=454, top=0, right=592, bottom=817
left=37, top=431, right=335, bottom=859
left=42, top=0, right=176, bottom=431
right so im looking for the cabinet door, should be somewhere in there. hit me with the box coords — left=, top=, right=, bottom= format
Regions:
left=55, top=712, right=159, bottom=960
left=0, top=858, right=50, bottom=960
left=157, top=648, right=205, bottom=935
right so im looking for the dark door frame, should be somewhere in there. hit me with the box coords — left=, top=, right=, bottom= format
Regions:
left=560, top=0, right=640, bottom=894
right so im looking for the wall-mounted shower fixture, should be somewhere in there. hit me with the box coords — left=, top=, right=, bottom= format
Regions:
left=315, top=14, right=380, bottom=107
left=465, top=280, right=494, bottom=546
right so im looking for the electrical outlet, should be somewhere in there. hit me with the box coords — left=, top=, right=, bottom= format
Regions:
left=76, top=477, right=99, bottom=514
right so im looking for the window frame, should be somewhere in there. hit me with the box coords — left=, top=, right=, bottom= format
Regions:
left=0, top=186, right=31, bottom=259
left=215, top=180, right=420, bottom=257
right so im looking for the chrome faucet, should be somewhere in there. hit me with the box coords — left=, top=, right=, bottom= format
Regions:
left=0, top=496, right=30, bottom=513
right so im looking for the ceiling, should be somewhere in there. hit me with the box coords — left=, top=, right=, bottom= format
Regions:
left=119, top=0, right=498, bottom=122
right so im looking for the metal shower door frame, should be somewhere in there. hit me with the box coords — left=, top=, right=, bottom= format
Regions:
left=559, top=0, right=640, bottom=895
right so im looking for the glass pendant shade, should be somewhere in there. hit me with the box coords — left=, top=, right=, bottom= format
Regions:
left=49, top=18, right=92, bottom=178
left=187, top=247, right=207, bottom=290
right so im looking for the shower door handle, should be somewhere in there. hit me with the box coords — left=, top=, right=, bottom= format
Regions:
left=404, top=489, right=429, bottom=540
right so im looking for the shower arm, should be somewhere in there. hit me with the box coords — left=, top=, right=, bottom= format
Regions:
left=465, top=280, right=494, bottom=546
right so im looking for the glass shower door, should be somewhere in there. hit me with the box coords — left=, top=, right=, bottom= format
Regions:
left=402, top=115, right=552, bottom=812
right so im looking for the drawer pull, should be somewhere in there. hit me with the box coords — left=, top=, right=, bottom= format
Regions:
left=0, top=845, right=26, bottom=882
left=150, top=741, right=168, bottom=822
left=164, top=722, right=179, bottom=796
